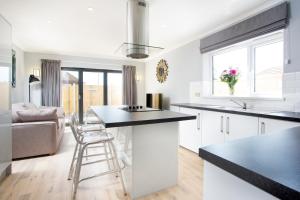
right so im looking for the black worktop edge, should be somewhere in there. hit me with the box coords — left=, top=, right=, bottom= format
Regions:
left=172, top=103, right=300, bottom=123
left=104, top=115, right=196, bottom=128
left=198, top=148, right=300, bottom=200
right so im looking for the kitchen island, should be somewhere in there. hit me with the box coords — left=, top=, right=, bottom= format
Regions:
left=199, top=126, right=300, bottom=200
left=91, top=106, right=196, bottom=199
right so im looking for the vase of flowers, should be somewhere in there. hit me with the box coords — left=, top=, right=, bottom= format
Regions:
left=220, top=68, right=239, bottom=95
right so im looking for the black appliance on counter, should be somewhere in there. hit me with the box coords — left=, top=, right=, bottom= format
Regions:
left=146, top=93, right=162, bottom=110
left=119, top=105, right=160, bottom=112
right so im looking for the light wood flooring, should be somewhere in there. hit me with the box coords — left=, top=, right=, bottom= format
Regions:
left=0, top=128, right=203, bottom=200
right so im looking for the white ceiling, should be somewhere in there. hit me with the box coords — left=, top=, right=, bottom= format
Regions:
left=0, top=0, right=271, bottom=60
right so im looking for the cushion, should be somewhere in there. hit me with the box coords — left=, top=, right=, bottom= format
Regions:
left=12, top=103, right=30, bottom=123
left=39, top=106, right=65, bottom=118
left=12, top=103, right=39, bottom=123
left=17, top=108, right=58, bottom=123
left=24, top=103, right=38, bottom=110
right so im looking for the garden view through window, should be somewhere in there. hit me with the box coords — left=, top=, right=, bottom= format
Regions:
left=211, top=31, right=284, bottom=98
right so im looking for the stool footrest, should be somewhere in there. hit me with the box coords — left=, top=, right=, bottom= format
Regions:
left=78, top=169, right=119, bottom=183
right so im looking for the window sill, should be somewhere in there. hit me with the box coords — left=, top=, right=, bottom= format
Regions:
left=202, top=95, right=285, bottom=101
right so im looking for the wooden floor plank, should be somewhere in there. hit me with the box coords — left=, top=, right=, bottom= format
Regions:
left=0, top=128, right=203, bottom=200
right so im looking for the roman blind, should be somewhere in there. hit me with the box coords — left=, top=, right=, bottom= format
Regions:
left=200, top=2, right=289, bottom=54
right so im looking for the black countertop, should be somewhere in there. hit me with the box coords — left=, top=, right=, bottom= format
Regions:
left=171, top=103, right=300, bottom=122
left=91, top=106, right=196, bottom=128
left=199, top=127, right=300, bottom=200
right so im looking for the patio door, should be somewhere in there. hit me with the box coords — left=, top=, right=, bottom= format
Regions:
left=82, top=71, right=104, bottom=120
left=61, top=68, right=122, bottom=123
left=61, top=70, right=79, bottom=123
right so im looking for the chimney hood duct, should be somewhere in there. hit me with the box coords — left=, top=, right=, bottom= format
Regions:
left=126, top=0, right=149, bottom=59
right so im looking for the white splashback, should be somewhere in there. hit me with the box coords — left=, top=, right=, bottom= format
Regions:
left=189, top=81, right=202, bottom=104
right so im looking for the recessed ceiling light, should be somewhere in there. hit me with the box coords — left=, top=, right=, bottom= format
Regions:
left=47, top=20, right=52, bottom=24
left=161, top=24, right=167, bottom=28
left=88, top=7, right=94, bottom=11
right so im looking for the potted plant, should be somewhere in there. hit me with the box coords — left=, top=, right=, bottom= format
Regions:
left=220, top=68, right=239, bottom=95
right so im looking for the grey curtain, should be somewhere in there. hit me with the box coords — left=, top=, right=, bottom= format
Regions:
left=122, top=65, right=137, bottom=105
left=200, top=2, right=289, bottom=53
left=41, top=59, right=61, bottom=107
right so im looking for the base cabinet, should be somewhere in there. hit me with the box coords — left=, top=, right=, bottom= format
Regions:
left=171, top=105, right=300, bottom=151
left=225, top=114, right=258, bottom=142
left=202, top=111, right=258, bottom=146
left=201, top=111, right=224, bottom=146
left=179, top=107, right=201, bottom=153
left=258, top=118, right=300, bottom=135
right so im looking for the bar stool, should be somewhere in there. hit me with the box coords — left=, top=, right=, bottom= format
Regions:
left=84, top=107, right=103, bottom=126
left=68, top=113, right=126, bottom=199
left=67, top=113, right=108, bottom=180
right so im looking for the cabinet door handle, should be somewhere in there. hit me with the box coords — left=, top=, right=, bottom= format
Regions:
left=226, top=117, right=230, bottom=134
left=261, top=122, right=266, bottom=134
left=197, top=113, right=200, bottom=130
left=220, top=116, right=224, bottom=133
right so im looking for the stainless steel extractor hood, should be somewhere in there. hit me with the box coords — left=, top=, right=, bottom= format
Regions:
left=127, top=0, right=149, bottom=59
left=116, top=0, right=163, bottom=59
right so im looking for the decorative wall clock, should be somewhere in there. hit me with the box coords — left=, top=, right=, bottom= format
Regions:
left=156, top=59, right=169, bottom=83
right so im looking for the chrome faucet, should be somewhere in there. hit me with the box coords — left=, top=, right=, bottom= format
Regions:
left=230, top=99, right=247, bottom=110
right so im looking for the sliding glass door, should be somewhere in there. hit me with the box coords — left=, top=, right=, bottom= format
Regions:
left=61, top=70, right=79, bottom=123
left=83, top=71, right=104, bottom=114
left=107, top=73, right=122, bottom=105
left=61, top=68, right=122, bottom=123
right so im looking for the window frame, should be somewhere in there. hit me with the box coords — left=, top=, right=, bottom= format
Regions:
left=206, top=30, right=284, bottom=99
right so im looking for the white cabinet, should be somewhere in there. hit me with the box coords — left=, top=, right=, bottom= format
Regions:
left=176, top=105, right=300, bottom=151
left=201, top=111, right=225, bottom=146
left=225, top=114, right=258, bottom=141
left=258, top=118, right=300, bottom=135
left=0, top=15, right=12, bottom=180
left=202, top=111, right=258, bottom=146
left=179, top=107, right=201, bottom=153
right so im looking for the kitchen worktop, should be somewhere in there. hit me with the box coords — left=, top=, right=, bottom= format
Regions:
left=171, top=103, right=300, bottom=122
left=199, top=126, right=300, bottom=200
left=91, top=106, right=196, bottom=128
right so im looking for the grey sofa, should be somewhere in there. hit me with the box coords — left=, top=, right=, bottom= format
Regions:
left=12, top=103, right=65, bottom=159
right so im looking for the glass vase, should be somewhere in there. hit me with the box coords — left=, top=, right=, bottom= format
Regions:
left=229, top=86, right=235, bottom=95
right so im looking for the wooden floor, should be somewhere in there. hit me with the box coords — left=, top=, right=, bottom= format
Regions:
left=0, top=128, right=203, bottom=200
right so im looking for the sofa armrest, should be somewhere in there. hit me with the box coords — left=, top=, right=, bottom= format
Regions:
left=12, top=121, right=58, bottom=159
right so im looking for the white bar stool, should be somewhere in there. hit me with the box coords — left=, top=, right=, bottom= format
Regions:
left=68, top=113, right=126, bottom=199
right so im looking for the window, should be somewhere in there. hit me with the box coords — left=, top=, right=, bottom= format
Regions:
left=61, top=68, right=122, bottom=123
left=254, top=41, right=283, bottom=97
left=208, top=31, right=284, bottom=98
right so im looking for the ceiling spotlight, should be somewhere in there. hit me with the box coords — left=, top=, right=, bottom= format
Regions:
left=88, top=7, right=94, bottom=11
left=47, top=20, right=52, bottom=24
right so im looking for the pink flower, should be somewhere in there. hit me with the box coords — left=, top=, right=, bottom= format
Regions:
left=229, top=69, right=237, bottom=75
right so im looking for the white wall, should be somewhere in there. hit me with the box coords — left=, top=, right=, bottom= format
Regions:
left=24, top=52, right=146, bottom=106
left=145, top=40, right=201, bottom=107
left=145, top=0, right=300, bottom=112
left=11, top=44, right=25, bottom=103
left=285, top=0, right=300, bottom=73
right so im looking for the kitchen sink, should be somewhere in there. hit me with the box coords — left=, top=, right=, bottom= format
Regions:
left=223, top=107, right=271, bottom=114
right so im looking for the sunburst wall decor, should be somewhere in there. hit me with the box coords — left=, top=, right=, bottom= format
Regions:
left=156, top=59, right=169, bottom=83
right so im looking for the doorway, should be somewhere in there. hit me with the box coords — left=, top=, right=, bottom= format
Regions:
left=61, top=67, right=122, bottom=123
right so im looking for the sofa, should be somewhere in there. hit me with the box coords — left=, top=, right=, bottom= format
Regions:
left=12, top=103, right=65, bottom=159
